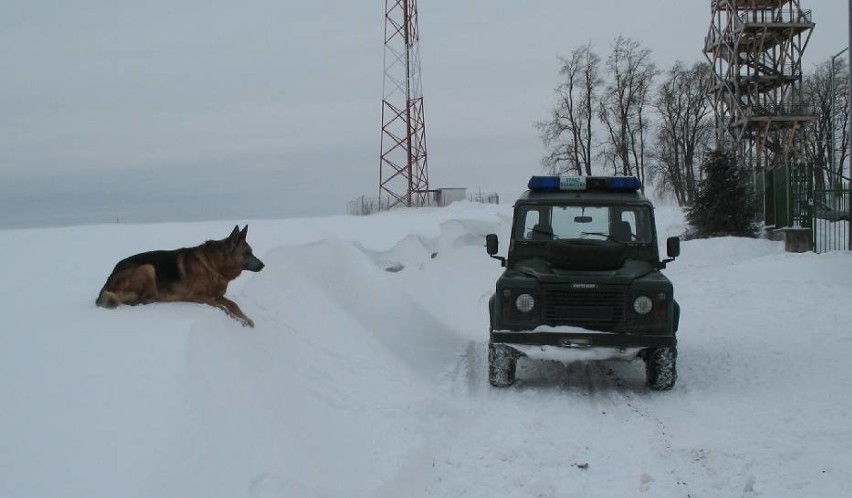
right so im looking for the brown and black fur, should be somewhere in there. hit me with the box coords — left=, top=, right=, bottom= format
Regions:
left=96, top=225, right=264, bottom=327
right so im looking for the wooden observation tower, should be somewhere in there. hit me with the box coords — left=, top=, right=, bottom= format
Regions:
left=704, top=0, right=815, bottom=170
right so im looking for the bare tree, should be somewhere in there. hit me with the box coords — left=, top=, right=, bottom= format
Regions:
left=598, top=36, right=657, bottom=187
left=536, top=43, right=602, bottom=175
left=651, top=61, right=714, bottom=206
left=801, top=58, right=850, bottom=189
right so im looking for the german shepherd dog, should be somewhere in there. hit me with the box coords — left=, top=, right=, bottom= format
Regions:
left=96, top=225, right=264, bottom=327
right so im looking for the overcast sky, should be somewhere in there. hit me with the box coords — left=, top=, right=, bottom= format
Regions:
left=2, top=0, right=850, bottom=227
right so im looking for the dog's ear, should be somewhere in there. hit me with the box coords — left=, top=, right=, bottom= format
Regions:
left=228, top=225, right=240, bottom=241
left=240, top=225, right=248, bottom=240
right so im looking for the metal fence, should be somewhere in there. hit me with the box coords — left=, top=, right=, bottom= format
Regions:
left=756, top=163, right=851, bottom=252
left=755, top=163, right=812, bottom=229
left=790, top=165, right=813, bottom=229
left=467, top=190, right=500, bottom=205
left=346, top=189, right=500, bottom=216
left=812, top=185, right=851, bottom=253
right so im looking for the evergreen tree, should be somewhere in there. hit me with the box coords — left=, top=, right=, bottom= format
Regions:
left=686, top=150, right=758, bottom=238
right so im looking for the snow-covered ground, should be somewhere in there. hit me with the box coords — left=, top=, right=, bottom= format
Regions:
left=1, top=202, right=851, bottom=498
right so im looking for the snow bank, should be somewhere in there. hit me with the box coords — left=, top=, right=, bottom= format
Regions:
left=2, top=202, right=851, bottom=497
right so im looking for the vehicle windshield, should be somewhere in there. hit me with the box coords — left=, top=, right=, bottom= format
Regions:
left=513, top=204, right=654, bottom=244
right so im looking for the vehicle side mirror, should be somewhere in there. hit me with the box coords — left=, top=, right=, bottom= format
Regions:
left=666, top=236, right=681, bottom=258
left=485, top=234, right=506, bottom=267
left=486, top=234, right=499, bottom=255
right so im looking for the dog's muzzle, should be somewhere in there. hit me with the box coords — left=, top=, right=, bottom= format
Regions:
left=244, top=255, right=265, bottom=272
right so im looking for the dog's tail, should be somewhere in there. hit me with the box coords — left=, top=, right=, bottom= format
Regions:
left=96, top=289, right=120, bottom=309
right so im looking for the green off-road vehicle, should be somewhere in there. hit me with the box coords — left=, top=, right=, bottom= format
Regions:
left=485, top=176, right=681, bottom=390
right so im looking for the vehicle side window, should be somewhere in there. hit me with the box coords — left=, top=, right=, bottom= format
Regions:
left=620, top=211, right=636, bottom=231
left=523, top=210, right=541, bottom=239
left=526, top=210, right=540, bottom=228
left=621, top=209, right=652, bottom=243
left=638, top=209, right=654, bottom=243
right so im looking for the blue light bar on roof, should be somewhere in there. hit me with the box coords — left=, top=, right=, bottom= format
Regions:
left=527, top=176, right=562, bottom=191
left=607, top=176, right=642, bottom=192
left=528, top=175, right=641, bottom=193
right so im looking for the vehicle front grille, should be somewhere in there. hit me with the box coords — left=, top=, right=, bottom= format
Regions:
left=542, top=285, right=627, bottom=332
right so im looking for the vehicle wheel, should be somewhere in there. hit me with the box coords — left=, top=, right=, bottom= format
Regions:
left=644, top=346, right=677, bottom=390
left=488, top=343, right=517, bottom=387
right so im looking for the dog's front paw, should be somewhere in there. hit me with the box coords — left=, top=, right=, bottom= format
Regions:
left=242, top=317, right=255, bottom=328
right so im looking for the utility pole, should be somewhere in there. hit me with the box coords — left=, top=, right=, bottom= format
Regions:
left=831, top=48, right=849, bottom=187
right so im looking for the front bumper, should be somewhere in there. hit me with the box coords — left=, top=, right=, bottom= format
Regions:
left=491, top=330, right=676, bottom=349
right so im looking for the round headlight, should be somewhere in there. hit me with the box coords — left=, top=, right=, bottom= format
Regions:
left=633, top=296, right=653, bottom=314
left=515, top=293, right=535, bottom=313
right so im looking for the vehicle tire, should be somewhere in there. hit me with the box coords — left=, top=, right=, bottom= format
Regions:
left=488, top=343, right=517, bottom=387
left=644, top=346, right=677, bottom=390
left=545, top=240, right=625, bottom=270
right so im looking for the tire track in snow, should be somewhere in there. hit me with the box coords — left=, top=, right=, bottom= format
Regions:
left=416, top=347, right=698, bottom=497
left=556, top=359, right=695, bottom=496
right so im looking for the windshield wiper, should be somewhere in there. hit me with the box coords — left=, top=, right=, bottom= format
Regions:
left=580, top=231, right=623, bottom=244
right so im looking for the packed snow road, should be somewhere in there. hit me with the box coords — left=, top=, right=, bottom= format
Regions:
left=1, top=203, right=850, bottom=498
left=421, top=346, right=701, bottom=498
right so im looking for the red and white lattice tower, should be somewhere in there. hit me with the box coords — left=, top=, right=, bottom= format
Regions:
left=379, top=0, right=429, bottom=208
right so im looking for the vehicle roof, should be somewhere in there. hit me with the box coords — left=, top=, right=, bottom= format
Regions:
left=515, top=189, right=653, bottom=205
